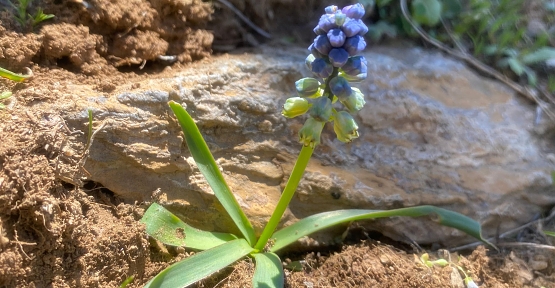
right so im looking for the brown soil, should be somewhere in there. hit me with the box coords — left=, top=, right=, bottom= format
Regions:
left=0, top=0, right=554, bottom=287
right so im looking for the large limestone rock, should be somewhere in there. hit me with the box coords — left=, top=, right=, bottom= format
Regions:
left=64, top=44, right=555, bottom=247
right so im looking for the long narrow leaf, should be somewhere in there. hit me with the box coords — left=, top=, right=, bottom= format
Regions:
left=141, top=203, right=238, bottom=251
left=144, top=238, right=253, bottom=288
left=168, top=101, right=256, bottom=246
left=270, top=205, right=494, bottom=252
left=521, top=47, right=555, bottom=65
left=0, top=66, right=31, bottom=82
left=253, top=253, right=284, bottom=288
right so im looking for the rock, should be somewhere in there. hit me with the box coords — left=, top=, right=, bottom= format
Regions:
left=63, top=43, right=555, bottom=248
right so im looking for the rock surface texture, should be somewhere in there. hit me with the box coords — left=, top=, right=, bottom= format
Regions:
left=65, top=44, right=555, bottom=247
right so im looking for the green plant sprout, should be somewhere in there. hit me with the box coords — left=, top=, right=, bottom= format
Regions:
left=457, top=264, right=479, bottom=288
left=119, top=275, right=135, bottom=288
left=0, top=91, right=12, bottom=109
left=419, top=253, right=479, bottom=288
left=140, top=4, right=493, bottom=287
left=9, top=0, right=54, bottom=29
left=486, top=46, right=555, bottom=87
left=420, top=252, right=449, bottom=268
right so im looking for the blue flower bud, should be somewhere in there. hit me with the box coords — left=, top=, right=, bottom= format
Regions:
left=325, top=5, right=339, bottom=14
left=333, top=111, right=359, bottom=142
left=340, top=87, right=365, bottom=113
left=317, top=14, right=338, bottom=33
left=342, top=18, right=369, bottom=37
left=311, top=58, right=333, bottom=78
left=309, top=96, right=332, bottom=122
left=343, top=35, right=367, bottom=56
left=282, top=97, right=310, bottom=118
left=341, top=56, right=367, bottom=75
left=329, top=76, right=352, bottom=99
left=305, top=54, right=316, bottom=70
left=313, top=25, right=326, bottom=35
left=341, top=4, right=365, bottom=19
left=308, top=43, right=324, bottom=58
left=328, top=48, right=349, bottom=67
left=313, top=35, right=332, bottom=55
left=327, top=28, right=346, bottom=47
left=299, top=117, right=325, bottom=148
left=295, top=77, right=321, bottom=97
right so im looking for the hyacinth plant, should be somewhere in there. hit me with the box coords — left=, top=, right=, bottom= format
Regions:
left=140, top=4, right=493, bottom=287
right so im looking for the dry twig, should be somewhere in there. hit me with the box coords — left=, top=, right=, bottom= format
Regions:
left=450, top=208, right=555, bottom=252
left=215, top=0, right=272, bottom=39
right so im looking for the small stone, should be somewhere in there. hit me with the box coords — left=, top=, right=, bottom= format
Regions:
left=449, top=267, right=465, bottom=288
left=379, top=254, right=390, bottom=265
left=528, top=259, right=548, bottom=271
left=258, top=120, right=273, bottom=132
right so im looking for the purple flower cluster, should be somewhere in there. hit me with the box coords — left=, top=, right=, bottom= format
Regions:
left=308, top=3, right=368, bottom=79
left=282, top=3, right=369, bottom=147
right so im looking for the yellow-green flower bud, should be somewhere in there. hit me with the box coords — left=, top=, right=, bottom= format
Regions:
left=305, top=54, right=316, bottom=70
left=282, top=97, right=310, bottom=118
left=299, top=117, right=325, bottom=148
left=333, top=111, right=359, bottom=143
left=295, top=77, right=321, bottom=97
left=340, top=87, right=365, bottom=113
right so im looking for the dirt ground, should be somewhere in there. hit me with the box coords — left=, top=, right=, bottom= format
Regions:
left=0, top=0, right=555, bottom=287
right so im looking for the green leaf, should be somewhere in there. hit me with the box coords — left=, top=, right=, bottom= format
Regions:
left=144, top=238, right=253, bottom=288
left=376, top=0, right=392, bottom=8
left=253, top=253, right=284, bottom=288
left=507, top=57, right=525, bottom=76
left=141, top=203, right=238, bottom=251
left=484, top=45, right=499, bottom=56
left=168, top=101, right=256, bottom=246
left=442, top=0, right=462, bottom=19
left=0, top=66, right=31, bottom=82
left=523, top=67, right=537, bottom=87
left=496, top=58, right=510, bottom=69
left=368, top=20, right=398, bottom=42
left=489, top=16, right=507, bottom=36
left=544, top=231, right=555, bottom=237
left=411, top=0, right=442, bottom=26
left=269, top=206, right=494, bottom=253
left=521, top=47, right=555, bottom=65
left=549, top=77, right=555, bottom=93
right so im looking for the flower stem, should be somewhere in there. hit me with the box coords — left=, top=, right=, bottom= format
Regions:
left=253, top=144, right=314, bottom=251
left=323, top=67, right=339, bottom=101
